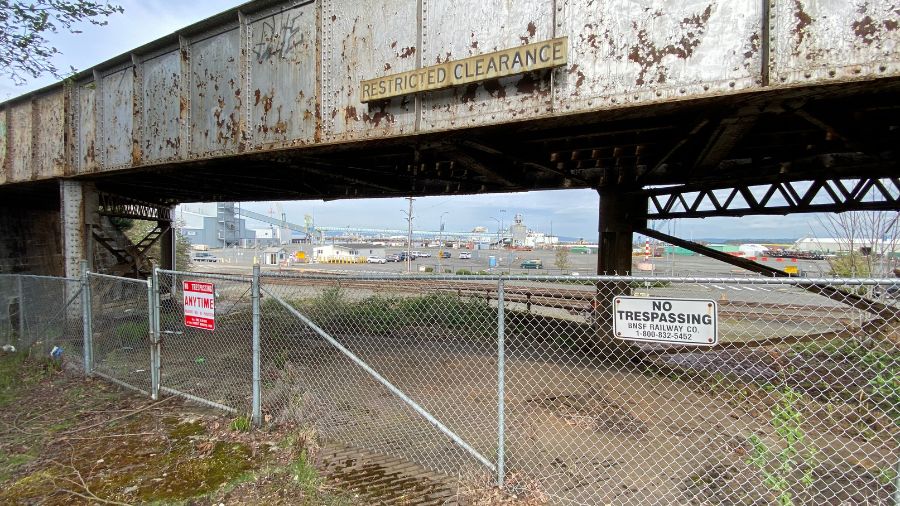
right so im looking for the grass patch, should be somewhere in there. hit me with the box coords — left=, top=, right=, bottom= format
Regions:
left=263, top=288, right=497, bottom=339
left=230, top=415, right=252, bottom=432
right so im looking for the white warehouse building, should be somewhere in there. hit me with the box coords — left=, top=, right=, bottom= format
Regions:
left=793, top=237, right=900, bottom=255
left=313, top=244, right=385, bottom=263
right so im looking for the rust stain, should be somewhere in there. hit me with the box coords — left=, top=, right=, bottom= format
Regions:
left=852, top=15, right=878, bottom=44
left=399, top=46, right=416, bottom=58
left=384, top=62, right=392, bottom=71
left=362, top=104, right=395, bottom=127
left=344, top=106, right=359, bottom=122
left=793, top=0, right=812, bottom=51
left=460, top=83, right=478, bottom=103
left=885, top=19, right=899, bottom=31
left=745, top=32, right=760, bottom=60
left=85, top=141, right=95, bottom=165
left=131, top=138, right=142, bottom=165
left=254, top=89, right=261, bottom=106
left=627, top=5, right=712, bottom=86
left=482, top=78, right=506, bottom=99
left=516, top=72, right=538, bottom=94
left=527, top=21, right=537, bottom=38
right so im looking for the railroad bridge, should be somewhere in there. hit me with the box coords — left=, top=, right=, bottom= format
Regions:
left=0, top=0, right=898, bottom=277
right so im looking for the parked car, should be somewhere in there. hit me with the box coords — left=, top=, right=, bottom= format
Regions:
left=398, top=251, right=416, bottom=260
left=520, top=259, right=543, bottom=269
left=386, top=254, right=401, bottom=262
left=414, top=251, right=431, bottom=258
left=191, top=252, right=219, bottom=263
left=459, top=252, right=472, bottom=259
left=439, top=251, right=451, bottom=259
left=367, top=256, right=386, bottom=264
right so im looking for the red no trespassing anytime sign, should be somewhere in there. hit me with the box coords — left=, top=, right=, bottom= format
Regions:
left=183, top=281, right=215, bottom=331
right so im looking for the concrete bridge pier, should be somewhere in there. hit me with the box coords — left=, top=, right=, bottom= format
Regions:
left=60, top=180, right=99, bottom=279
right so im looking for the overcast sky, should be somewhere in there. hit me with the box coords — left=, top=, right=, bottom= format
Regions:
left=1, top=1, right=856, bottom=240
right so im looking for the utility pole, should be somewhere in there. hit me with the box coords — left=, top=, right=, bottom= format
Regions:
left=402, top=197, right=415, bottom=273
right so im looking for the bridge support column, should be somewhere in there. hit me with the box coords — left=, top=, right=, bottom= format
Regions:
left=60, top=180, right=99, bottom=279
left=158, top=211, right=175, bottom=271
left=597, top=188, right=646, bottom=276
left=595, top=189, right=648, bottom=356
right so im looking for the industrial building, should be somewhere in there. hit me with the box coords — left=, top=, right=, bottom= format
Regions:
left=794, top=237, right=900, bottom=256
left=313, top=244, right=386, bottom=263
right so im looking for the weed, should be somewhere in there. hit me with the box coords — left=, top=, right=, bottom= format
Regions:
left=291, top=449, right=320, bottom=496
left=230, top=415, right=252, bottom=432
left=876, top=466, right=897, bottom=486
left=747, top=388, right=818, bottom=505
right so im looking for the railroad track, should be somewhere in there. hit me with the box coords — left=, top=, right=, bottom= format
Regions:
left=260, top=276, right=861, bottom=325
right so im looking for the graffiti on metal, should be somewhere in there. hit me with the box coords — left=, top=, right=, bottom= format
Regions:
left=249, top=4, right=317, bottom=147
left=361, top=37, right=567, bottom=103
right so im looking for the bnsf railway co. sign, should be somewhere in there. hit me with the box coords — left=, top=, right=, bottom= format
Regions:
left=613, top=297, right=718, bottom=346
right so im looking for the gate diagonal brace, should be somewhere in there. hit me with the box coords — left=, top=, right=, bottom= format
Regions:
left=638, top=227, right=900, bottom=321
left=261, top=286, right=497, bottom=472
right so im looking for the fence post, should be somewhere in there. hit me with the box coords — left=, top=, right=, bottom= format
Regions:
left=251, top=264, right=262, bottom=426
left=16, top=275, right=25, bottom=347
left=80, top=260, right=93, bottom=375
left=149, top=269, right=161, bottom=400
left=496, top=276, right=506, bottom=488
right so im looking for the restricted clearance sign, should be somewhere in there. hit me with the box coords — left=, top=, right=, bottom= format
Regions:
left=183, top=281, right=215, bottom=331
left=613, top=297, right=717, bottom=346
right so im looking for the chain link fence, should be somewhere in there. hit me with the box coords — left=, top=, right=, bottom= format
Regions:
left=3, top=267, right=899, bottom=505
left=0, top=274, right=85, bottom=366
left=88, top=272, right=152, bottom=395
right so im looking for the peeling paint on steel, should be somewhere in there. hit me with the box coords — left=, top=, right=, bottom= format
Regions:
left=322, top=0, right=417, bottom=141
left=101, top=68, right=135, bottom=169
left=142, top=51, right=181, bottom=162
left=189, top=29, right=243, bottom=156
left=420, top=0, right=555, bottom=130
left=9, top=102, right=32, bottom=182
left=554, top=0, right=762, bottom=114
left=35, top=91, right=66, bottom=178
left=250, top=3, right=317, bottom=148
left=771, top=0, right=900, bottom=85
left=77, top=83, right=97, bottom=173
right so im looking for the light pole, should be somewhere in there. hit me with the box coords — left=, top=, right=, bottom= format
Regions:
left=402, top=197, right=414, bottom=273
left=499, top=209, right=506, bottom=248
left=490, top=217, right=501, bottom=248
left=439, top=212, right=449, bottom=246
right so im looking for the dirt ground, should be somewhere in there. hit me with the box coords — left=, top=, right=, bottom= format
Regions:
left=0, top=352, right=539, bottom=505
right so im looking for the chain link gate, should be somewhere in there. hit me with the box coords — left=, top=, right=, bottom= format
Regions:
left=154, top=270, right=253, bottom=414
left=87, top=272, right=152, bottom=395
